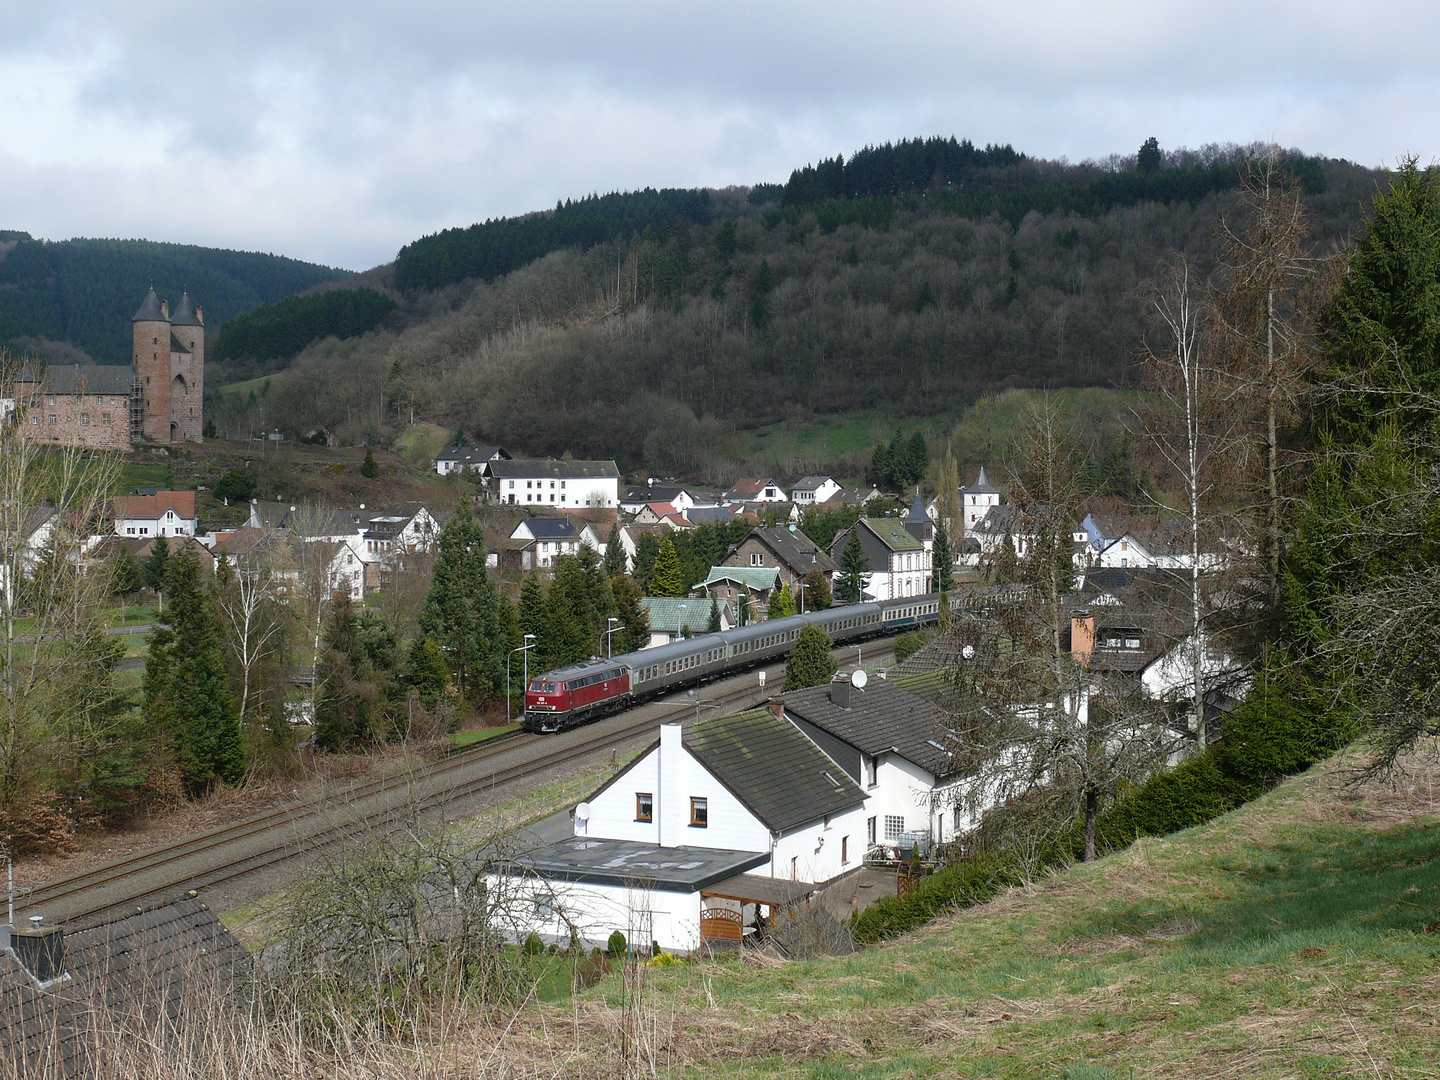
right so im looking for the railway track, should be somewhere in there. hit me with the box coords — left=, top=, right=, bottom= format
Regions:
left=28, top=640, right=894, bottom=928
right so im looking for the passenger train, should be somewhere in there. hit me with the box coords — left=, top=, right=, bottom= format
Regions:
left=523, top=592, right=949, bottom=733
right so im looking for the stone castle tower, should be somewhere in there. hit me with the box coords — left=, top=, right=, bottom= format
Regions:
left=132, top=287, right=204, bottom=442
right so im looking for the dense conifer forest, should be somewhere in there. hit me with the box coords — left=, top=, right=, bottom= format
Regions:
left=0, top=232, right=347, bottom=365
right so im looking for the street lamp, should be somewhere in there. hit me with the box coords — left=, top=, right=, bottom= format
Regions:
left=506, top=633, right=537, bottom=721
left=605, top=617, right=620, bottom=658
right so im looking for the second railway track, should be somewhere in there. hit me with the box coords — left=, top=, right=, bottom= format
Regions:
left=26, top=641, right=894, bottom=927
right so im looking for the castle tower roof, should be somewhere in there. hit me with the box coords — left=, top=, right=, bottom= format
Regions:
left=967, top=466, right=998, bottom=495
left=132, top=287, right=168, bottom=323
left=170, top=291, right=202, bottom=326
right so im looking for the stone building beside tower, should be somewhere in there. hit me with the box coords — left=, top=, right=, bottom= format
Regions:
left=12, top=287, right=205, bottom=449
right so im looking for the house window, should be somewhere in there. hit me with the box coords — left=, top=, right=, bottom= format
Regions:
left=80, top=413, right=89, bottom=425
left=867, top=816, right=877, bottom=844
left=750, top=553, right=763, bottom=566
left=689, top=797, right=708, bottom=827
left=102, top=413, right=111, bottom=424
left=884, top=815, right=904, bottom=841
left=841, top=836, right=849, bottom=864
left=508, top=480, right=515, bottom=489
left=636, top=793, right=653, bottom=822
left=48, top=415, right=56, bottom=425
left=790, top=856, right=798, bottom=880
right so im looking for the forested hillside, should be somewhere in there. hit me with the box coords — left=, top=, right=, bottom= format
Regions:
left=0, top=233, right=348, bottom=365
left=203, top=141, right=1381, bottom=480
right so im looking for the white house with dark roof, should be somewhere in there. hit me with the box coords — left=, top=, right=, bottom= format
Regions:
left=482, top=458, right=620, bottom=507
left=790, top=476, right=843, bottom=507
left=828, top=518, right=929, bottom=600
left=779, top=676, right=979, bottom=853
left=620, top=485, right=701, bottom=515
left=508, top=517, right=581, bottom=569
left=961, top=467, right=1002, bottom=537
left=434, top=444, right=509, bottom=475
left=489, top=708, right=867, bottom=952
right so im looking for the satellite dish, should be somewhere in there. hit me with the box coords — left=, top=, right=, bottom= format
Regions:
left=962, top=645, right=976, bottom=660
left=850, top=668, right=868, bottom=689
left=574, top=802, right=591, bottom=822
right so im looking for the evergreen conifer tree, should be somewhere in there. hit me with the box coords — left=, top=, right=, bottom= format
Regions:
left=143, top=536, right=170, bottom=605
left=632, top=532, right=661, bottom=591
left=111, top=545, right=143, bottom=596
left=610, top=573, right=649, bottom=654
left=784, top=624, right=837, bottom=691
left=418, top=499, right=502, bottom=701
left=603, top=523, right=627, bottom=578
left=648, top=534, right=684, bottom=597
left=767, top=581, right=795, bottom=619
left=801, top=567, right=832, bottom=610
left=835, top=529, right=871, bottom=604
left=405, top=637, right=450, bottom=709
left=361, top=447, right=380, bottom=479
left=707, top=596, right=721, bottom=633
left=931, top=526, right=955, bottom=593
left=143, top=548, right=244, bottom=791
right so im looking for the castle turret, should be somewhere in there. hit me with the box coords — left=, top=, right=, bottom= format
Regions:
left=132, top=287, right=171, bottom=442
left=167, top=291, right=204, bottom=442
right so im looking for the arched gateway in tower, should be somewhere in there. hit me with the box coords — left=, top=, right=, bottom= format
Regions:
left=132, top=287, right=205, bottom=443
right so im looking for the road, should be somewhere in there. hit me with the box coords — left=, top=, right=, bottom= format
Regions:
left=26, top=638, right=895, bottom=929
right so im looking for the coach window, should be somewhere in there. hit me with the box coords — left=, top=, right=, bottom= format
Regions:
left=690, top=797, right=708, bottom=827
left=636, top=793, right=653, bottom=822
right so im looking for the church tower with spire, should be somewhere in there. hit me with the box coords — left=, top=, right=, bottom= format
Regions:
left=131, top=287, right=205, bottom=443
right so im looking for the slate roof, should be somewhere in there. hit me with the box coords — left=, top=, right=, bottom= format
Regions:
left=0, top=899, right=250, bottom=1076
left=131, top=287, right=167, bottom=322
left=859, top=518, right=922, bottom=552
left=685, top=506, right=735, bottom=525
left=38, top=365, right=136, bottom=396
left=683, top=708, right=865, bottom=832
left=791, top=476, right=835, bottom=493
left=738, top=526, right=837, bottom=576
left=486, top=459, right=619, bottom=480
left=965, top=466, right=999, bottom=495
left=623, top=485, right=686, bottom=503
left=169, top=292, right=202, bottom=326
left=781, top=678, right=964, bottom=778
left=437, top=444, right=507, bottom=464
left=640, top=597, right=729, bottom=635
left=906, top=492, right=930, bottom=523
left=169, top=331, right=190, bottom=355
left=519, top=517, right=576, bottom=541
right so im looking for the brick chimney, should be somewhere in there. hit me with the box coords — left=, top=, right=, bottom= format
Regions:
left=1071, top=609, right=1095, bottom=667
left=767, top=697, right=785, bottom=721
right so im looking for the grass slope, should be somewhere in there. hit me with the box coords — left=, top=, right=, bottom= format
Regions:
left=528, top=747, right=1440, bottom=1078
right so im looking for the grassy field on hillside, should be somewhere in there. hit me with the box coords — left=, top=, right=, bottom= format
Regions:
left=505, top=747, right=1440, bottom=1078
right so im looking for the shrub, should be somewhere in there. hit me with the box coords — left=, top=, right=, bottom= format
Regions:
left=213, top=467, right=255, bottom=503
left=851, top=854, right=1020, bottom=944
left=1216, top=664, right=1353, bottom=788
left=893, top=629, right=930, bottom=665
left=522, top=933, right=544, bottom=956
left=606, top=930, right=627, bottom=958
left=1091, top=751, right=1253, bottom=854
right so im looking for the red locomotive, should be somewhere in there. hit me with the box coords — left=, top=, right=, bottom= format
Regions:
left=524, top=658, right=632, bottom=733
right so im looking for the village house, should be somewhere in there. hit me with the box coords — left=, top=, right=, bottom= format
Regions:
left=692, top=565, right=781, bottom=621
left=481, top=458, right=620, bottom=508
left=433, top=444, right=509, bottom=475
left=789, top=476, right=843, bottom=507
left=0, top=898, right=250, bottom=1075
left=491, top=708, right=867, bottom=952
left=779, top=675, right=976, bottom=853
left=639, top=597, right=734, bottom=647
left=828, top=518, right=929, bottom=600
left=114, top=490, right=197, bottom=539
left=720, top=525, right=836, bottom=599
left=722, top=477, right=787, bottom=504
left=620, top=485, right=704, bottom=515
left=506, top=517, right=582, bottom=571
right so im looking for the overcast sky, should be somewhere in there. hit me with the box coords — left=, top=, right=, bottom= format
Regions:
left=3, top=2, right=1437, bottom=271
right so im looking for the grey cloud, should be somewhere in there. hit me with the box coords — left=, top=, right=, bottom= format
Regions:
left=3, top=2, right=1439, bottom=268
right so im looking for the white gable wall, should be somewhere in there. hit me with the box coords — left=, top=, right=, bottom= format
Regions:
left=770, top=804, right=867, bottom=883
